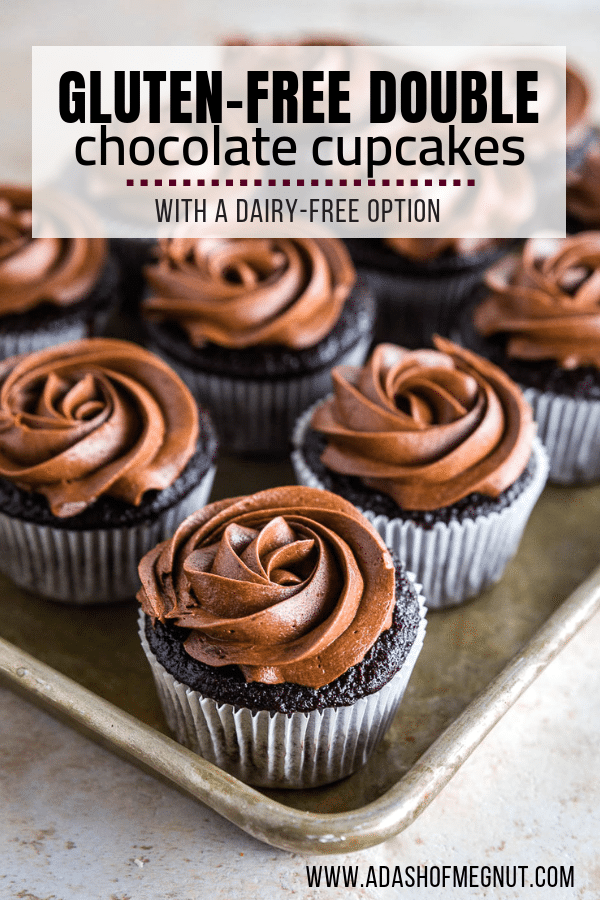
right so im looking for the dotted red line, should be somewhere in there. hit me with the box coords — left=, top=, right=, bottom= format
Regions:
left=126, top=178, right=474, bottom=187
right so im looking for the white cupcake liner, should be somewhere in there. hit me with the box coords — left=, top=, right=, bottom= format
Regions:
left=138, top=583, right=427, bottom=789
left=149, top=334, right=372, bottom=456
left=0, top=466, right=215, bottom=605
left=522, top=386, right=600, bottom=485
left=291, top=402, right=549, bottom=609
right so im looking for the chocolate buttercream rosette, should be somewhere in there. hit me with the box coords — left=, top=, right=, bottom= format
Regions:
left=141, top=236, right=374, bottom=455
left=137, top=486, right=426, bottom=788
left=292, top=337, right=548, bottom=608
left=0, top=185, right=120, bottom=359
left=0, top=338, right=217, bottom=603
left=344, top=236, right=511, bottom=349
left=468, top=234, right=600, bottom=484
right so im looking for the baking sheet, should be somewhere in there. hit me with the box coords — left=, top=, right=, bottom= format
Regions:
left=1, top=456, right=599, bottom=852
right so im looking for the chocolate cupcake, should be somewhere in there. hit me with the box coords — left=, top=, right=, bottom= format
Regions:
left=0, top=338, right=217, bottom=603
left=465, top=234, right=600, bottom=484
left=141, top=236, right=374, bottom=455
left=292, top=337, right=548, bottom=608
left=0, top=185, right=119, bottom=358
left=137, top=485, right=426, bottom=788
left=345, top=237, right=510, bottom=349
left=343, top=64, right=589, bottom=348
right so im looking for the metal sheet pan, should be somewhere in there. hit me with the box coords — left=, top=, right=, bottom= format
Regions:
left=1, top=456, right=599, bottom=854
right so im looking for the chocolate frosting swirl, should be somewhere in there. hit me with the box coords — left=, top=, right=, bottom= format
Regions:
left=310, top=336, right=534, bottom=510
left=474, top=234, right=600, bottom=368
left=143, top=237, right=355, bottom=350
left=0, top=185, right=107, bottom=316
left=567, top=132, right=600, bottom=227
left=0, top=338, right=199, bottom=517
left=138, top=486, right=396, bottom=688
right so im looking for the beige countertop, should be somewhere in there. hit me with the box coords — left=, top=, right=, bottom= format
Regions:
left=1, top=2, right=600, bottom=898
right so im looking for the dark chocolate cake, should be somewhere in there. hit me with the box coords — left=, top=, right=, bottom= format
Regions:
left=144, top=560, right=421, bottom=714
left=0, top=256, right=120, bottom=348
left=141, top=277, right=375, bottom=379
left=0, top=422, right=217, bottom=530
left=300, top=426, right=537, bottom=527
